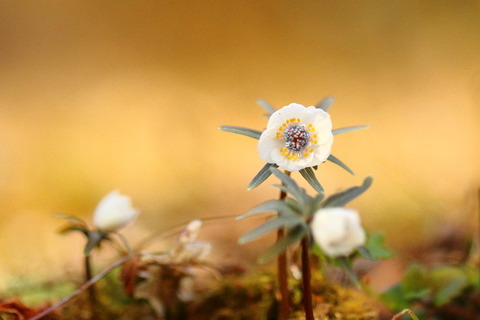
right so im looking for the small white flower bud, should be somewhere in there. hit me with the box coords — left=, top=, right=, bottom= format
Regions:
left=179, top=219, right=203, bottom=244
left=93, top=191, right=139, bottom=233
left=311, top=207, right=365, bottom=257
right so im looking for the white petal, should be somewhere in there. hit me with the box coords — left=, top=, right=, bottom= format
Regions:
left=258, top=127, right=283, bottom=163
left=266, top=103, right=307, bottom=129
left=93, top=191, right=139, bottom=233
left=275, top=156, right=310, bottom=172
left=311, top=138, right=333, bottom=163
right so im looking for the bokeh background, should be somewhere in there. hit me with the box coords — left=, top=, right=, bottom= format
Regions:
left=1, top=1, right=479, bottom=289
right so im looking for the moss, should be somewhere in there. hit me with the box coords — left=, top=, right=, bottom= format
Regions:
left=3, top=268, right=379, bottom=320
left=192, top=271, right=378, bottom=320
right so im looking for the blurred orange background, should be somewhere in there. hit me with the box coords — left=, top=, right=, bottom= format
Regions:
left=0, top=1, right=479, bottom=286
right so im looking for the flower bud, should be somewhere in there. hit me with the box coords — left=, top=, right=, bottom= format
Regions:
left=311, top=207, right=365, bottom=257
left=93, top=191, right=139, bottom=233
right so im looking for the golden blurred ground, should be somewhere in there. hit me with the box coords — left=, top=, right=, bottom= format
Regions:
left=0, top=1, right=479, bottom=284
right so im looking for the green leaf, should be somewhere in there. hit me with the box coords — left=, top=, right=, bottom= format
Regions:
left=55, top=214, right=88, bottom=226
left=258, top=225, right=307, bottom=263
left=59, top=224, right=89, bottom=236
left=434, top=277, right=468, bottom=306
left=322, top=176, right=373, bottom=208
left=239, top=216, right=303, bottom=244
left=357, top=246, right=378, bottom=262
left=431, top=267, right=469, bottom=306
left=332, top=125, right=369, bottom=135
left=315, top=96, right=335, bottom=112
left=237, top=199, right=299, bottom=220
left=400, top=264, right=431, bottom=300
left=284, top=197, right=302, bottom=213
left=381, top=284, right=411, bottom=312
left=299, top=167, right=324, bottom=193
left=335, top=257, right=361, bottom=288
left=327, top=154, right=354, bottom=175
left=270, top=167, right=309, bottom=208
left=247, top=163, right=278, bottom=190
left=311, top=193, right=325, bottom=211
left=364, top=233, right=393, bottom=259
left=256, top=98, right=276, bottom=116
left=218, top=125, right=262, bottom=140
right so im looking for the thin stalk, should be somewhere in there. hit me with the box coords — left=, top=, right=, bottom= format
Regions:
left=84, top=255, right=98, bottom=320
left=277, top=171, right=291, bottom=320
left=29, top=254, right=137, bottom=320
left=301, top=237, right=314, bottom=320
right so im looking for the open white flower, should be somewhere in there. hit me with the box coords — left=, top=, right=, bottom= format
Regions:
left=258, top=103, right=333, bottom=172
left=93, top=191, right=139, bottom=233
left=310, top=207, right=365, bottom=257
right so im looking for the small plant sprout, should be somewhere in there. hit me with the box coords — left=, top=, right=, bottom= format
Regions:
left=59, top=190, right=139, bottom=318
left=220, top=98, right=369, bottom=320
left=238, top=168, right=373, bottom=320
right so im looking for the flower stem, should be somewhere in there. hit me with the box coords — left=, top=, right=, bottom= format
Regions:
left=84, top=254, right=98, bottom=320
left=29, top=254, right=137, bottom=320
left=277, top=171, right=291, bottom=320
left=301, top=237, right=314, bottom=320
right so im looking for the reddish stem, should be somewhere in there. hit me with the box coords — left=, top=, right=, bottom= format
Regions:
left=277, top=171, right=291, bottom=320
left=277, top=229, right=290, bottom=320
left=85, top=255, right=98, bottom=320
left=301, top=237, right=314, bottom=320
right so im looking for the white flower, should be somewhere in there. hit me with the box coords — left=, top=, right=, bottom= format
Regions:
left=170, top=219, right=212, bottom=262
left=171, top=242, right=212, bottom=263
left=179, top=219, right=202, bottom=244
left=258, top=103, right=333, bottom=172
left=310, top=207, right=366, bottom=257
left=93, top=191, right=139, bottom=233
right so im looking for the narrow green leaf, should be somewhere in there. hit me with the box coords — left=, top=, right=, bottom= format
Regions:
left=299, top=167, right=324, bottom=193
left=269, top=167, right=309, bottom=208
left=401, top=264, right=431, bottom=300
left=237, top=199, right=299, bottom=220
left=247, top=163, right=278, bottom=190
left=258, top=225, right=307, bottom=263
left=332, top=125, right=369, bottom=136
left=272, top=184, right=289, bottom=194
left=357, top=246, right=379, bottom=262
left=239, top=217, right=303, bottom=244
left=431, top=267, right=469, bottom=306
left=284, top=198, right=302, bottom=213
left=315, top=96, right=335, bottom=112
left=364, top=233, right=393, bottom=259
left=312, top=193, right=325, bottom=211
left=327, top=154, right=354, bottom=175
left=256, top=98, right=276, bottom=115
left=218, top=125, right=262, bottom=140
left=335, top=257, right=361, bottom=288
left=58, top=224, right=89, bottom=236
left=323, top=176, right=373, bottom=208
left=55, top=213, right=88, bottom=226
